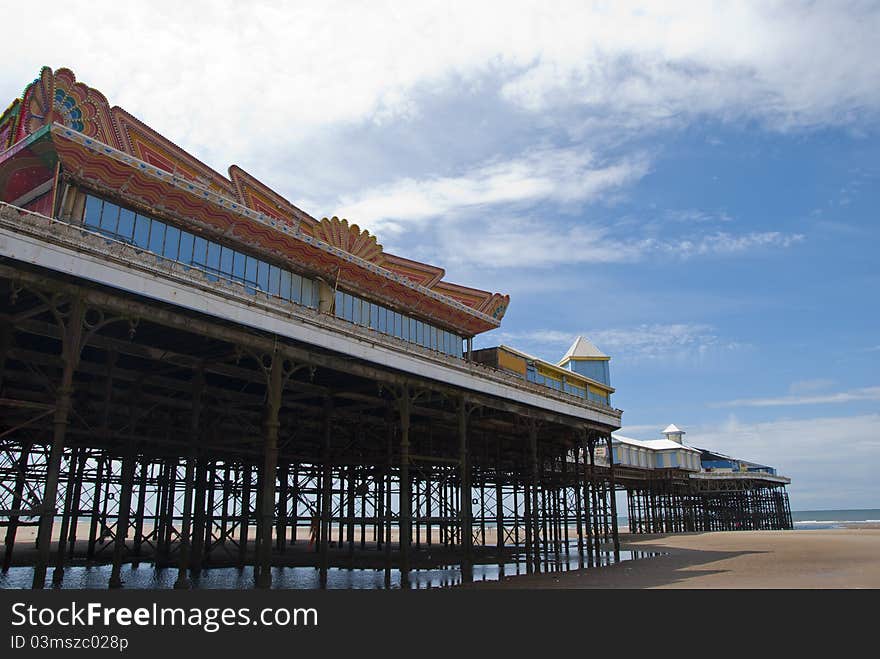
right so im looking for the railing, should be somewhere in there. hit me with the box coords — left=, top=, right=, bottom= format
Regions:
left=0, top=201, right=622, bottom=420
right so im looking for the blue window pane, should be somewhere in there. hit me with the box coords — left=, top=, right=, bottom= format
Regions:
left=280, top=270, right=293, bottom=300
left=133, top=215, right=150, bottom=248
left=99, top=203, right=119, bottom=233
left=148, top=221, right=166, bottom=254
left=178, top=232, right=194, bottom=265
left=377, top=307, right=387, bottom=332
left=206, top=242, right=221, bottom=272
left=370, top=304, right=378, bottom=329
left=117, top=208, right=135, bottom=241
left=164, top=225, right=180, bottom=261
left=302, top=279, right=314, bottom=307
left=192, top=236, right=208, bottom=267
left=351, top=296, right=361, bottom=324
left=290, top=273, right=303, bottom=303
left=257, top=260, right=269, bottom=291
left=268, top=266, right=281, bottom=296
left=232, top=251, right=246, bottom=283
left=83, top=196, right=102, bottom=228
left=220, top=246, right=234, bottom=276
left=244, top=256, right=257, bottom=286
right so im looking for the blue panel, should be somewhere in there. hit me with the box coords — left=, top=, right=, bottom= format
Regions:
left=133, top=215, right=150, bottom=249
left=99, top=202, right=119, bottom=233
left=568, top=360, right=610, bottom=386
left=220, top=246, right=234, bottom=276
left=268, top=266, right=281, bottom=296
left=257, top=260, right=269, bottom=291
left=163, top=225, right=180, bottom=261
left=178, top=232, right=194, bottom=265
left=83, top=195, right=103, bottom=228
left=117, top=208, right=136, bottom=241
left=192, top=236, right=208, bottom=266
left=147, top=221, right=166, bottom=255
left=232, top=251, right=246, bottom=283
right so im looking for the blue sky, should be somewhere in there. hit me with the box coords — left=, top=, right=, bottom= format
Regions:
left=4, top=1, right=878, bottom=510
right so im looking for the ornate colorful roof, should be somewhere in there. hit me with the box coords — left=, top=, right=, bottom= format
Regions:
left=0, top=66, right=510, bottom=334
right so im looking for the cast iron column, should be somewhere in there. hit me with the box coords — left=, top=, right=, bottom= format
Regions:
left=33, top=297, right=85, bottom=589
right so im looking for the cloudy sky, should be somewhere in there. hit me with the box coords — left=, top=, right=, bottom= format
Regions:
left=5, top=1, right=878, bottom=510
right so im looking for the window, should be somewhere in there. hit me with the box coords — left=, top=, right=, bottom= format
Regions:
left=147, top=220, right=166, bottom=255
left=164, top=225, right=180, bottom=261
left=83, top=195, right=103, bottom=228
left=116, top=208, right=135, bottom=241
left=220, top=246, right=234, bottom=277
left=244, top=255, right=257, bottom=287
left=99, top=202, right=119, bottom=233
left=257, top=260, right=269, bottom=291
left=290, top=273, right=303, bottom=303
left=206, top=241, right=221, bottom=271
left=178, top=231, right=194, bottom=265
left=133, top=215, right=150, bottom=249
left=281, top=270, right=293, bottom=301
left=192, top=236, right=208, bottom=267
left=268, top=266, right=281, bottom=296
left=232, top=250, right=246, bottom=283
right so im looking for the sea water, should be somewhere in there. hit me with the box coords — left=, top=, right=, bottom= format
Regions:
left=790, top=509, right=880, bottom=530
left=613, top=508, right=880, bottom=531
left=0, top=542, right=660, bottom=590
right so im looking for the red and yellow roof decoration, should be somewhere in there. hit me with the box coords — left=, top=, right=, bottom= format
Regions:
left=0, top=67, right=510, bottom=334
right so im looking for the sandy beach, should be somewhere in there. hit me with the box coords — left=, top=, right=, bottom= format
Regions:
left=466, top=528, right=880, bottom=589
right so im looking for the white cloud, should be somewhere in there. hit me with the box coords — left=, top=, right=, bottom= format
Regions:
left=685, top=414, right=880, bottom=509
left=328, top=141, right=803, bottom=268
left=333, top=146, right=649, bottom=234
left=4, top=1, right=878, bottom=172
left=663, top=231, right=805, bottom=257
left=485, top=323, right=737, bottom=363
left=788, top=378, right=836, bottom=395
left=431, top=216, right=803, bottom=269
left=499, top=2, right=880, bottom=131
left=713, top=386, right=880, bottom=408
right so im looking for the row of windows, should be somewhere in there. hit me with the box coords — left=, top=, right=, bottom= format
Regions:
left=80, top=195, right=318, bottom=307
left=77, top=194, right=466, bottom=359
left=334, top=290, right=463, bottom=358
left=526, top=368, right=609, bottom=405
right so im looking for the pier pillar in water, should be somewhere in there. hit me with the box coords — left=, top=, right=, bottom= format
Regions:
left=398, top=386, right=412, bottom=588
left=319, top=396, right=334, bottom=586
left=175, top=368, right=204, bottom=589
left=33, top=297, right=85, bottom=589
left=256, top=353, right=282, bottom=589
left=528, top=419, right=540, bottom=573
left=458, top=398, right=473, bottom=583
left=605, top=434, right=620, bottom=561
left=109, top=443, right=137, bottom=588
left=3, top=441, right=32, bottom=572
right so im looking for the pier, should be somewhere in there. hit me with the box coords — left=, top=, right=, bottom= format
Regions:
left=0, top=67, right=791, bottom=590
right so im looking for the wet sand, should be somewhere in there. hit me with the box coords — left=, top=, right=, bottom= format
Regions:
left=467, top=529, right=880, bottom=589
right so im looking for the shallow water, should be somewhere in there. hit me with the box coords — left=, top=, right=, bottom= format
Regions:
left=0, top=542, right=659, bottom=590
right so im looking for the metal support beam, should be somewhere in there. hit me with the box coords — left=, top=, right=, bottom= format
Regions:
left=33, top=297, right=85, bottom=589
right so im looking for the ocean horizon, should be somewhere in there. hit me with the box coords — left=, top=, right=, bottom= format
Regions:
left=615, top=508, right=879, bottom=530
